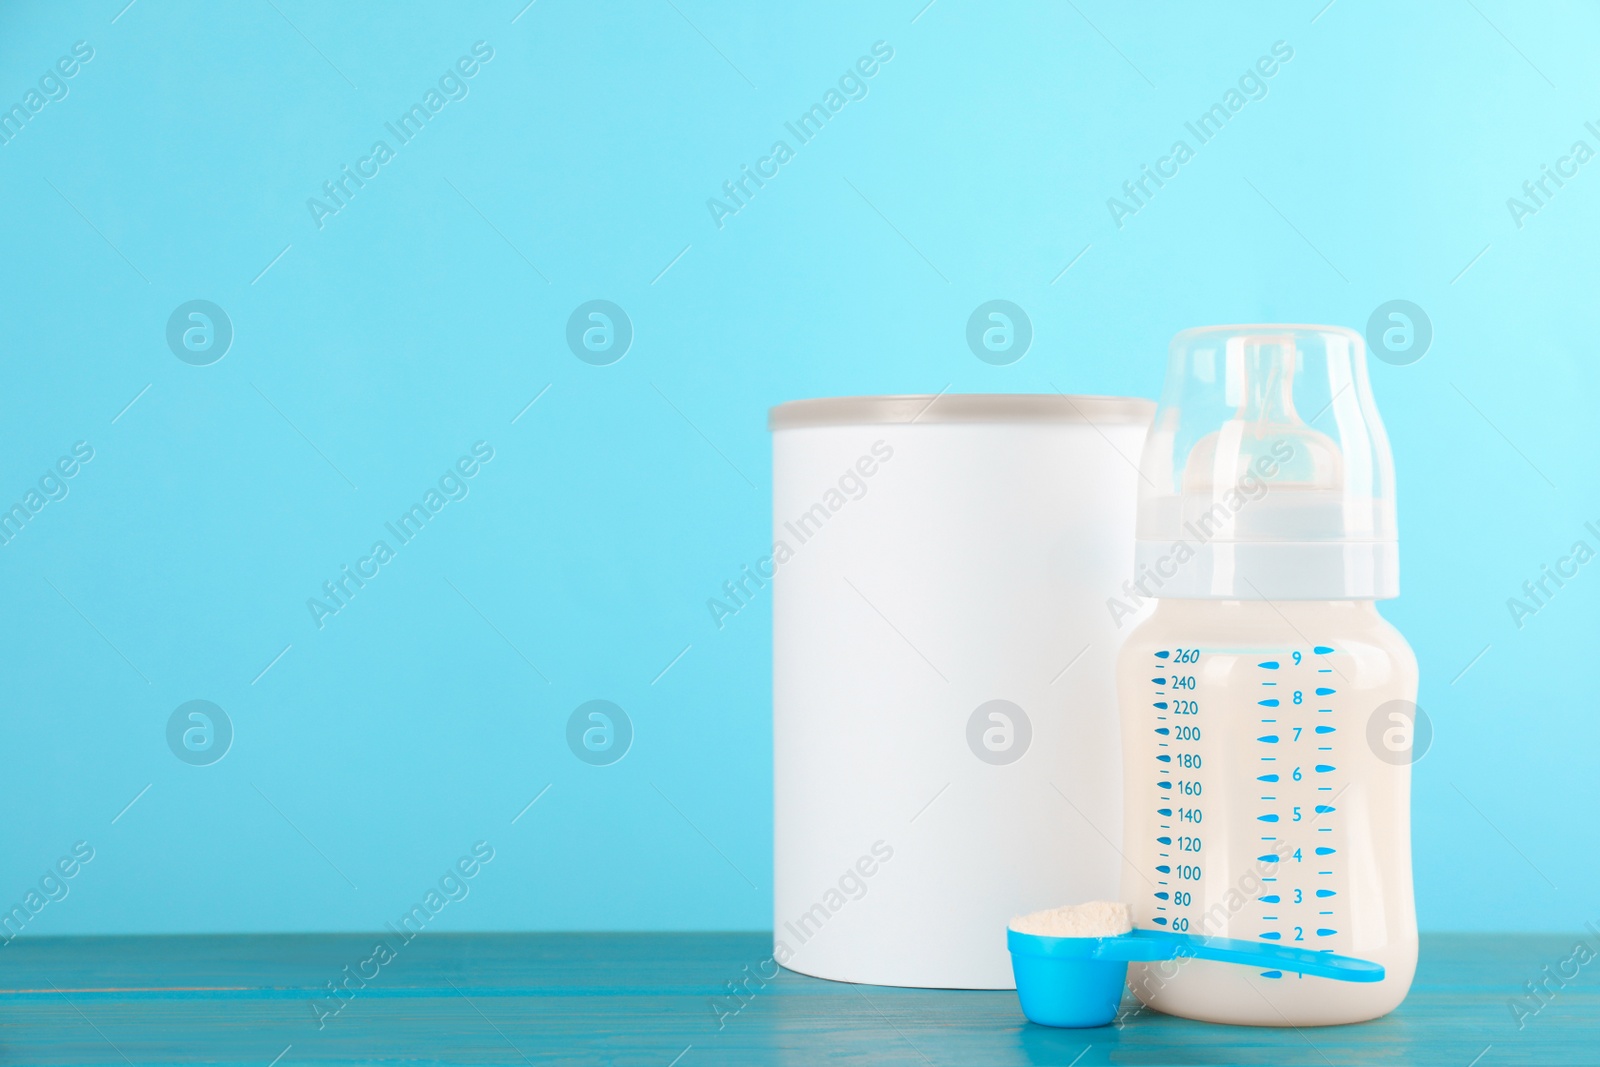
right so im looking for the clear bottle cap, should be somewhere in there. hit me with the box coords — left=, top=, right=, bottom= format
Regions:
left=1134, top=325, right=1398, bottom=600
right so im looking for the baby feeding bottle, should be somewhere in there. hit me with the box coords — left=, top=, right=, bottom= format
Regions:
left=1114, top=325, right=1418, bottom=1025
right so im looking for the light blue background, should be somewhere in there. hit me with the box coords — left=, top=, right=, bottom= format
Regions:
left=0, top=0, right=1594, bottom=936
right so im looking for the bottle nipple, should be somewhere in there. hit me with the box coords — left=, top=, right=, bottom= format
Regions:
left=1181, top=331, right=1342, bottom=495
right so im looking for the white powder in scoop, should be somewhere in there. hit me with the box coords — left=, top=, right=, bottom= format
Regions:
left=1009, top=900, right=1132, bottom=938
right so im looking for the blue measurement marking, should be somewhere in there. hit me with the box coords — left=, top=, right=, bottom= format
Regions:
left=1317, top=928, right=1337, bottom=937
left=1259, top=661, right=1280, bottom=669
left=1316, top=889, right=1336, bottom=898
left=1157, top=837, right=1171, bottom=845
left=1155, top=727, right=1170, bottom=735
left=1259, top=698, right=1280, bottom=707
left=1316, top=764, right=1335, bottom=772
left=1157, top=781, right=1171, bottom=789
left=1260, top=796, right=1276, bottom=801
left=1314, top=646, right=1334, bottom=655
left=1316, top=847, right=1336, bottom=855
left=1258, top=854, right=1279, bottom=863
left=1153, top=701, right=1168, bottom=709
left=1157, top=755, right=1171, bottom=762
left=1260, top=895, right=1280, bottom=904
left=1157, top=808, right=1172, bottom=816
left=1258, top=735, right=1279, bottom=743
left=1156, top=865, right=1170, bottom=873
left=1258, top=814, right=1279, bottom=822
left=1152, top=917, right=1168, bottom=926
left=1315, top=725, right=1335, bottom=733
left=1316, top=687, right=1336, bottom=696
left=1152, top=677, right=1167, bottom=685
left=1261, top=970, right=1283, bottom=979
left=1260, top=932, right=1282, bottom=940
left=1155, top=651, right=1170, bottom=659
left=1257, top=774, right=1279, bottom=782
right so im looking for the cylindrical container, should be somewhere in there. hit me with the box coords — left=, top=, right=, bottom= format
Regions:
left=770, top=394, right=1154, bottom=989
left=1116, top=326, right=1418, bottom=1025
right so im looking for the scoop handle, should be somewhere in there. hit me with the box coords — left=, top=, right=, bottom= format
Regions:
left=1123, top=929, right=1386, bottom=982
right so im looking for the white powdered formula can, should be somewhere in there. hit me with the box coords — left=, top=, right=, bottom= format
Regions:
left=769, top=394, right=1154, bottom=989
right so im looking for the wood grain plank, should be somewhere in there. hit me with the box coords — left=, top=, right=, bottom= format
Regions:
left=0, top=933, right=1590, bottom=1065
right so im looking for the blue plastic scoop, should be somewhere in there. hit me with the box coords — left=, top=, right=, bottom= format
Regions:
left=1008, top=927, right=1385, bottom=1028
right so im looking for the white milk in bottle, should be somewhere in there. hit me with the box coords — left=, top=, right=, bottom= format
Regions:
left=1115, top=325, right=1419, bottom=1025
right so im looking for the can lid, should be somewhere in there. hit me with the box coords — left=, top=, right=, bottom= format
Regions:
left=768, top=393, right=1155, bottom=430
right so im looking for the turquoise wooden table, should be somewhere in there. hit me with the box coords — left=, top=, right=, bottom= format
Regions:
left=0, top=933, right=1588, bottom=1065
